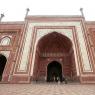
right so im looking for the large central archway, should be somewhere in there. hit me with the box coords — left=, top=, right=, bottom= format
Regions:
left=47, top=61, right=62, bottom=82
left=33, top=32, right=77, bottom=82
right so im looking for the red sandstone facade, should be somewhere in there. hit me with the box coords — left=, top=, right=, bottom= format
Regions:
left=0, top=16, right=95, bottom=83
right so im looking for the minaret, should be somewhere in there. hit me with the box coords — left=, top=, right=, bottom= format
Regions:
left=25, top=8, right=30, bottom=18
left=0, top=13, right=4, bottom=22
left=80, top=8, right=85, bottom=19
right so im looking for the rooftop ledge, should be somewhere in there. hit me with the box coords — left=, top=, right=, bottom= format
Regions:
left=25, top=15, right=84, bottom=21
left=0, top=21, right=24, bottom=25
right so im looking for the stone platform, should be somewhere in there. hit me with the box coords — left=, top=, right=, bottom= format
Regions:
left=0, top=83, right=95, bottom=95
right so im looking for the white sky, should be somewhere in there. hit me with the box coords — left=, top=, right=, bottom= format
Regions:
left=0, top=0, right=95, bottom=21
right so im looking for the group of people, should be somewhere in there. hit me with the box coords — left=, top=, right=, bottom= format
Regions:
left=35, top=76, right=68, bottom=84
left=49, top=76, right=67, bottom=84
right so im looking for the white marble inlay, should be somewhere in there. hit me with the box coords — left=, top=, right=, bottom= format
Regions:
left=19, top=21, right=92, bottom=75
left=19, top=24, right=33, bottom=71
left=76, top=25, right=92, bottom=71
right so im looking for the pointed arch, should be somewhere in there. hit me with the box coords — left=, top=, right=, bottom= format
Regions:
left=33, top=31, right=77, bottom=82
left=37, top=32, right=72, bottom=53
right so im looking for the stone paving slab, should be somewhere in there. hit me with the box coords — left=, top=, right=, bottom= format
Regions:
left=0, top=83, right=95, bottom=95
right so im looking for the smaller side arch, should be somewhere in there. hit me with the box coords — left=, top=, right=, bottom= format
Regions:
left=0, top=54, right=7, bottom=81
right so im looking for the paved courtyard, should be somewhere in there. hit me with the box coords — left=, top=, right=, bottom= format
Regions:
left=0, top=83, right=95, bottom=95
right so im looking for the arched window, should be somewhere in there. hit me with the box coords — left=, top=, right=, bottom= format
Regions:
left=0, top=36, right=11, bottom=46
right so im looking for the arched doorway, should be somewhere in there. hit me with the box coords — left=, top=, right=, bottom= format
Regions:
left=0, top=54, right=7, bottom=81
left=33, top=32, right=77, bottom=82
left=47, top=61, right=62, bottom=82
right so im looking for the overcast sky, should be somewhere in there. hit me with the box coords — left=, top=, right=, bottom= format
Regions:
left=0, top=0, right=95, bottom=21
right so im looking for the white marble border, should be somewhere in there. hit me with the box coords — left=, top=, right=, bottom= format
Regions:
left=19, top=21, right=92, bottom=75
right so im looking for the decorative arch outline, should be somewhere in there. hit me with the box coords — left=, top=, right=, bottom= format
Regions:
left=32, top=31, right=77, bottom=82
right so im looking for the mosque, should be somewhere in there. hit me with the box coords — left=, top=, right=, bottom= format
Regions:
left=0, top=8, right=95, bottom=83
